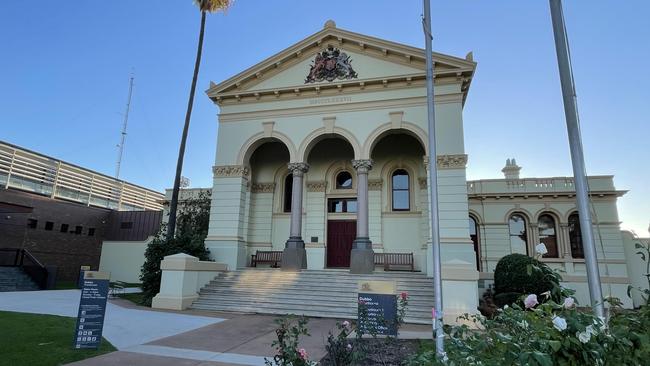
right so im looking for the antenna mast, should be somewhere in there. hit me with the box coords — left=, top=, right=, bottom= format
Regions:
left=115, top=75, right=134, bottom=179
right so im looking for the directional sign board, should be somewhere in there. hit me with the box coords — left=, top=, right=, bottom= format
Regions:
left=357, top=280, right=398, bottom=336
left=73, top=271, right=110, bottom=349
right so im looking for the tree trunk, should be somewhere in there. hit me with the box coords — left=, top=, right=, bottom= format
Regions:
left=167, top=10, right=206, bottom=240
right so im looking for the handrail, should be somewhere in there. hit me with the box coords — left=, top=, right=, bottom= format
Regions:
left=21, top=248, right=45, bottom=268
left=0, top=248, right=48, bottom=289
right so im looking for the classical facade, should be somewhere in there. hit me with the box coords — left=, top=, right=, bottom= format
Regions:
left=468, top=159, right=631, bottom=307
left=203, top=21, right=633, bottom=314
left=205, top=20, right=479, bottom=316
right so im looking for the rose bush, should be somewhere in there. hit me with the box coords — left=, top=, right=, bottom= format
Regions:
left=408, top=255, right=650, bottom=366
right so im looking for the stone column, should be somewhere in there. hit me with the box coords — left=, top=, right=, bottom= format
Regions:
left=350, top=159, right=374, bottom=274
left=281, top=162, right=309, bottom=271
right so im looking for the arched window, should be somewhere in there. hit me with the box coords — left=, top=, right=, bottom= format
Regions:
left=538, top=214, right=559, bottom=258
left=336, top=171, right=352, bottom=189
left=283, top=174, right=293, bottom=213
left=391, top=169, right=410, bottom=211
left=469, top=216, right=480, bottom=271
left=508, top=214, right=528, bottom=255
left=568, top=213, right=584, bottom=258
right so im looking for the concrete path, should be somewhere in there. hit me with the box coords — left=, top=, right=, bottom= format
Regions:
left=0, top=289, right=223, bottom=350
left=1, top=289, right=429, bottom=365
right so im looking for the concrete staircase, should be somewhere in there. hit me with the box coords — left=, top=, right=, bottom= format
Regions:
left=0, top=267, right=40, bottom=292
left=191, top=269, right=435, bottom=324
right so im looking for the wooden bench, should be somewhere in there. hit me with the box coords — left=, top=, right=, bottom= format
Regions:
left=374, top=252, right=415, bottom=271
left=109, top=280, right=128, bottom=297
left=251, top=251, right=283, bottom=268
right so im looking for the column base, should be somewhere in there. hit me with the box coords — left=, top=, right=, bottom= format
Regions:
left=281, top=237, right=307, bottom=271
left=350, top=238, right=374, bottom=274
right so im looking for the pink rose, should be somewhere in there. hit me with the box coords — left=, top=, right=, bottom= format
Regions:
left=400, top=292, right=408, bottom=300
left=342, top=320, right=350, bottom=328
left=298, top=348, right=308, bottom=360
left=524, top=294, right=538, bottom=309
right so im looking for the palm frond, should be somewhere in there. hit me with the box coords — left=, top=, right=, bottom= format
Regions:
left=193, top=0, right=233, bottom=13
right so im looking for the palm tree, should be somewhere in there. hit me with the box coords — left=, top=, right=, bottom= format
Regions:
left=167, top=0, right=233, bottom=240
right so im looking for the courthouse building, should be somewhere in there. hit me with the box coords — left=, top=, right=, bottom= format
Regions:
left=197, top=20, right=633, bottom=318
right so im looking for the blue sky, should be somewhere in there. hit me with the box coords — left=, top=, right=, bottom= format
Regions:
left=1, top=1, right=648, bottom=235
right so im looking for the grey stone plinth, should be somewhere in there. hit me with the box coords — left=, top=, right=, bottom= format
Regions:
left=281, top=237, right=307, bottom=271
left=350, top=238, right=374, bottom=274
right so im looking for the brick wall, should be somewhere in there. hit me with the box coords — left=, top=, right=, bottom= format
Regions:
left=0, top=188, right=111, bottom=282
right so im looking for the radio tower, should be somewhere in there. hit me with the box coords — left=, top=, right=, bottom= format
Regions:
left=115, top=75, right=134, bottom=179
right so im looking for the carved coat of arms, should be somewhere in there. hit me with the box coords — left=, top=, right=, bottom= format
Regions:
left=305, top=46, right=358, bottom=83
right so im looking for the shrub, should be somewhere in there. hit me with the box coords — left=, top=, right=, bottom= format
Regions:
left=493, top=253, right=562, bottom=307
left=140, top=192, right=211, bottom=305
left=265, top=316, right=316, bottom=366
left=409, top=299, right=650, bottom=366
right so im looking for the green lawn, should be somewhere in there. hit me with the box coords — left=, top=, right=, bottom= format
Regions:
left=0, top=311, right=116, bottom=366
left=116, top=292, right=146, bottom=306
left=54, top=281, right=78, bottom=290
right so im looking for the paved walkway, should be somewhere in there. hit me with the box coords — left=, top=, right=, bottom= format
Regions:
left=0, top=290, right=338, bottom=365
left=0, top=289, right=223, bottom=350
left=0, top=290, right=431, bottom=365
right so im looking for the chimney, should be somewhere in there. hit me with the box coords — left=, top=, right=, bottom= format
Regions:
left=502, top=158, right=521, bottom=180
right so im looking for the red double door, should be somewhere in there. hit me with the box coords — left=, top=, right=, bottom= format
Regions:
left=326, top=220, right=356, bottom=268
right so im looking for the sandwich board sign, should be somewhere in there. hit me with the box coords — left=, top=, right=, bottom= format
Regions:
left=73, top=271, right=110, bottom=349
left=357, top=280, right=398, bottom=336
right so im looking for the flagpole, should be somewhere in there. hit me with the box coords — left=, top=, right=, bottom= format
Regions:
left=549, top=0, right=604, bottom=319
left=423, top=0, right=445, bottom=357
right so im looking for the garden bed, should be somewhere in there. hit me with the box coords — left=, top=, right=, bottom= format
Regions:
left=319, top=338, right=428, bottom=366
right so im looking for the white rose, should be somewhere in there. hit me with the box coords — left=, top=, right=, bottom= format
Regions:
left=535, top=243, right=548, bottom=255
left=585, top=324, right=597, bottom=336
left=552, top=316, right=567, bottom=331
left=577, top=331, right=591, bottom=343
left=563, top=297, right=575, bottom=309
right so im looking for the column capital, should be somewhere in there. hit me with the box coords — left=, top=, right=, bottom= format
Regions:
left=352, top=159, right=373, bottom=173
left=287, top=162, right=309, bottom=176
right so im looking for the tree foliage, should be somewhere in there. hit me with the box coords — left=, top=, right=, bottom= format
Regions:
left=140, top=191, right=212, bottom=305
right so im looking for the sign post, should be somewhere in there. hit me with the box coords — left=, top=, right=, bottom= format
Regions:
left=73, top=271, right=110, bottom=350
left=77, top=265, right=91, bottom=289
left=357, top=280, right=397, bottom=336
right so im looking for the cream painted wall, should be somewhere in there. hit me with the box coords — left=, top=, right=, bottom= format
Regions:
left=622, top=231, right=650, bottom=307
left=468, top=176, right=632, bottom=308
left=99, top=238, right=151, bottom=283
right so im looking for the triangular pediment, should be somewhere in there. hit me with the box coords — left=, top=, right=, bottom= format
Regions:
left=207, top=20, right=476, bottom=102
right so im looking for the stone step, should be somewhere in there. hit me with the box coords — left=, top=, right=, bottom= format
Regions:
left=192, top=269, right=436, bottom=324
left=0, top=267, right=40, bottom=292
left=202, top=282, right=434, bottom=297
left=196, top=293, right=434, bottom=307
left=190, top=303, right=431, bottom=325
left=219, top=270, right=432, bottom=281
left=210, top=277, right=436, bottom=288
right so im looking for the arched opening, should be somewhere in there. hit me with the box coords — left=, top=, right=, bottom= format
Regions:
left=371, top=133, right=426, bottom=213
left=538, top=213, right=559, bottom=258
left=306, top=137, right=357, bottom=268
left=568, top=213, right=584, bottom=258
left=508, top=213, right=529, bottom=255
left=469, top=215, right=481, bottom=271
left=246, top=140, right=291, bottom=258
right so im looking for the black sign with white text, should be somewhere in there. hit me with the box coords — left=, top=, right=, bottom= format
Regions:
left=73, top=271, right=109, bottom=350
left=358, top=292, right=398, bottom=336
